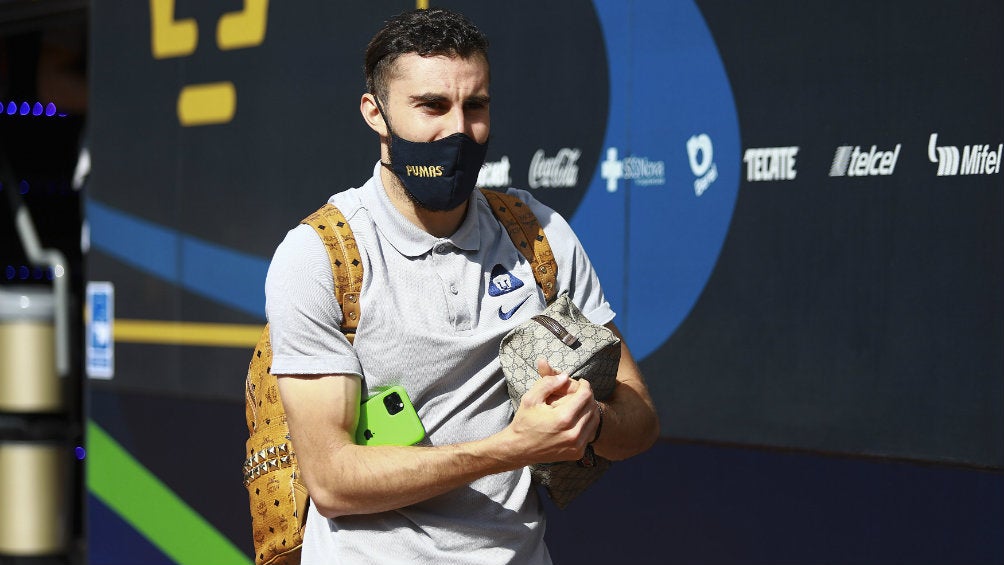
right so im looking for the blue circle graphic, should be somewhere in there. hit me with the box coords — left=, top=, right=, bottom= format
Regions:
left=572, top=0, right=741, bottom=360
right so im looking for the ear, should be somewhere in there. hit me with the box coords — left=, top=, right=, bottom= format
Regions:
left=360, top=93, right=388, bottom=137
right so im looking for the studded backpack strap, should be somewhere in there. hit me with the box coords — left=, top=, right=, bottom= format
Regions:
left=301, top=203, right=363, bottom=344
left=480, top=188, right=558, bottom=303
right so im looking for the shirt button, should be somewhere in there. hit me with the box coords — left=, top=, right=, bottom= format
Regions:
left=449, top=283, right=458, bottom=294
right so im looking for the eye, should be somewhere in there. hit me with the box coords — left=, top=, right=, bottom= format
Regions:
left=464, top=100, right=489, bottom=111
left=418, top=100, right=446, bottom=112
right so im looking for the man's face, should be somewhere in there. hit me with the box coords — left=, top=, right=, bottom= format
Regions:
left=380, top=52, right=491, bottom=145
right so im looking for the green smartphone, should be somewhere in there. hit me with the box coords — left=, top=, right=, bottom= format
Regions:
left=354, top=385, right=426, bottom=446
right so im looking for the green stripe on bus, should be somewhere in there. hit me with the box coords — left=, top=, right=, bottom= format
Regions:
left=87, top=420, right=253, bottom=565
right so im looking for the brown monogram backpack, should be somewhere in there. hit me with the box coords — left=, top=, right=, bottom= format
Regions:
left=243, top=189, right=556, bottom=565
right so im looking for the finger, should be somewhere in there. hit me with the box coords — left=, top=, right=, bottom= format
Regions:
left=572, top=377, right=592, bottom=397
left=535, top=358, right=558, bottom=377
left=549, top=385, right=597, bottom=423
left=553, top=378, right=592, bottom=406
left=535, top=359, right=576, bottom=401
left=568, top=402, right=601, bottom=455
left=523, top=372, right=569, bottom=405
left=562, top=402, right=602, bottom=459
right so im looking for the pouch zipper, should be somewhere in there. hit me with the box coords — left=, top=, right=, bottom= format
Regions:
left=531, top=315, right=581, bottom=348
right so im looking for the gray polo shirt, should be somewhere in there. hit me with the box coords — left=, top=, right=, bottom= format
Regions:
left=265, top=162, right=614, bottom=564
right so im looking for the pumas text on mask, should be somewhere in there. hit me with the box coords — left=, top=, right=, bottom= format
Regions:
left=405, top=165, right=445, bottom=178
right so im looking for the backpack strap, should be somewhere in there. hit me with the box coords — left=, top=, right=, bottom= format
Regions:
left=480, top=188, right=558, bottom=303
left=301, top=203, right=363, bottom=344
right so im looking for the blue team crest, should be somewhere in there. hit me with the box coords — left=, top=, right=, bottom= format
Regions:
left=488, top=264, right=524, bottom=296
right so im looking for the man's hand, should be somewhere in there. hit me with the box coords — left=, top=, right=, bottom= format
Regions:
left=502, top=358, right=601, bottom=465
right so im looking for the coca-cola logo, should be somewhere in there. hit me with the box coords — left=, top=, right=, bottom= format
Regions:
left=528, top=148, right=581, bottom=189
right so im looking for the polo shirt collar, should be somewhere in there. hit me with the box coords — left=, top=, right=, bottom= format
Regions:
left=361, top=162, right=482, bottom=258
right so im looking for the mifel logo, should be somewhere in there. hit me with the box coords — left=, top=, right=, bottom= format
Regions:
left=927, top=133, right=1002, bottom=176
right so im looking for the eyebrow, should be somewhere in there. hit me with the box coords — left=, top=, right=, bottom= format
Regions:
left=466, top=94, right=491, bottom=106
left=408, top=93, right=491, bottom=106
left=409, top=93, right=446, bottom=105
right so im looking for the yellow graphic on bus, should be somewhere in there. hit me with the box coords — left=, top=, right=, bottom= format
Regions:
left=149, top=0, right=270, bottom=126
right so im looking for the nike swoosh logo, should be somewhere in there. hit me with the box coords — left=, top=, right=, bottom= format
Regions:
left=498, top=295, right=531, bottom=320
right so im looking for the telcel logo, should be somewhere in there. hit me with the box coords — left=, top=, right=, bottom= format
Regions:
left=829, top=144, right=901, bottom=177
left=928, top=133, right=1002, bottom=176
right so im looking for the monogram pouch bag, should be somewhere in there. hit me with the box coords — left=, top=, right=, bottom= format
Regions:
left=499, top=293, right=621, bottom=508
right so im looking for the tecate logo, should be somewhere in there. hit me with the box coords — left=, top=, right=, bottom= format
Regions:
left=600, top=147, right=666, bottom=192
left=528, top=148, right=580, bottom=189
left=687, top=133, right=718, bottom=196
left=742, top=146, right=798, bottom=182
left=829, top=144, right=901, bottom=177
left=928, top=133, right=1002, bottom=176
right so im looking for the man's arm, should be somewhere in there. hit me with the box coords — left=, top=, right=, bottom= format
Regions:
left=277, top=369, right=599, bottom=519
left=522, top=322, right=659, bottom=461
left=591, top=322, right=660, bottom=460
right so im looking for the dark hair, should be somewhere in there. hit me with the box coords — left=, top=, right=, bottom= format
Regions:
left=364, top=8, right=489, bottom=100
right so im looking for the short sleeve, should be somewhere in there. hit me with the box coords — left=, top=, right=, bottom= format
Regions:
left=264, top=224, right=363, bottom=377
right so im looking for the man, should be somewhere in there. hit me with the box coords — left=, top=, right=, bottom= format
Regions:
left=266, top=8, right=659, bottom=564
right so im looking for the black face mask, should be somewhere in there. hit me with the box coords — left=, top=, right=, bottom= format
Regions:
left=377, top=99, right=489, bottom=211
